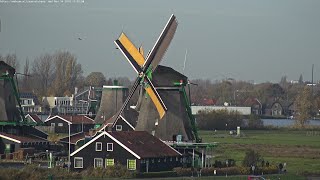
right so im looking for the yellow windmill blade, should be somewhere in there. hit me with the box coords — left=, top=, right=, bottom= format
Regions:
left=145, top=86, right=166, bottom=119
left=144, top=76, right=167, bottom=119
left=115, top=33, right=145, bottom=73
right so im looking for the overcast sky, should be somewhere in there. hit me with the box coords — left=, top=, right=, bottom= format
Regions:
left=0, top=0, right=319, bottom=83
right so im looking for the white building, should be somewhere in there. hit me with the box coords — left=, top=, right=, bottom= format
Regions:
left=191, top=105, right=251, bottom=115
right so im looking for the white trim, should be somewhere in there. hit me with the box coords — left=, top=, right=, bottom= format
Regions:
left=107, top=143, right=113, bottom=151
left=163, top=140, right=182, bottom=156
left=156, top=87, right=180, bottom=90
left=119, top=115, right=135, bottom=130
left=0, top=134, right=21, bottom=143
left=74, top=157, right=83, bottom=168
left=95, top=142, right=102, bottom=151
left=44, top=115, right=72, bottom=124
left=25, top=114, right=37, bottom=123
left=103, top=85, right=127, bottom=89
left=70, top=131, right=141, bottom=159
left=84, top=116, right=95, bottom=122
left=94, top=158, right=104, bottom=168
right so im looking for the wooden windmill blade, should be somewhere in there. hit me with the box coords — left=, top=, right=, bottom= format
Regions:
left=144, top=76, right=167, bottom=119
left=143, top=14, right=178, bottom=72
left=114, top=33, right=144, bottom=73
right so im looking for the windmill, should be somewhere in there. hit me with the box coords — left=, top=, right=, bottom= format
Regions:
left=97, top=14, right=177, bottom=131
left=0, top=61, right=25, bottom=122
left=135, top=65, right=199, bottom=142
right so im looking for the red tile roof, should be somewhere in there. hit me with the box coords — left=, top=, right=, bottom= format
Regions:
left=0, top=132, right=47, bottom=143
left=71, top=131, right=181, bottom=159
left=109, top=131, right=180, bottom=158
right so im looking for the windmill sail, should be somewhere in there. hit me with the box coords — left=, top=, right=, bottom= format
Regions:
left=143, top=14, right=177, bottom=72
left=97, top=14, right=177, bottom=132
left=113, top=15, right=177, bottom=120
left=115, top=33, right=144, bottom=73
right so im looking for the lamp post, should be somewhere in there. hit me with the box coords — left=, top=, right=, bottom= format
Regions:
left=68, top=118, right=71, bottom=172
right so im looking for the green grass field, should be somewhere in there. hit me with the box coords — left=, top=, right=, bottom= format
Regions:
left=199, top=129, right=320, bottom=178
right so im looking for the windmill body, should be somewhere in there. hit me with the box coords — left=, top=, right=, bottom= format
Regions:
left=0, top=61, right=21, bottom=122
left=94, top=85, right=128, bottom=124
left=135, top=65, right=195, bottom=141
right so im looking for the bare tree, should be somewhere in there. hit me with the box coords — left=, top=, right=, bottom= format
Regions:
left=19, top=57, right=32, bottom=91
left=49, top=51, right=83, bottom=96
left=294, top=86, right=312, bottom=128
left=32, top=53, right=55, bottom=97
left=4, top=53, right=19, bottom=72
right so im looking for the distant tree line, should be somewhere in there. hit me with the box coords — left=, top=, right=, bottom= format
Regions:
left=1, top=52, right=320, bottom=128
left=0, top=52, right=131, bottom=100
left=196, top=109, right=264, bottom=130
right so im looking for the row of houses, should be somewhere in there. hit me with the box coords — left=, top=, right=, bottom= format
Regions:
left=20, top=86, right=101, bottom=115
left=1, top=114, right=186, bottom=172
left=22, top=90, right=296, bottom=118
left=195, top=97, right=295, bottom=117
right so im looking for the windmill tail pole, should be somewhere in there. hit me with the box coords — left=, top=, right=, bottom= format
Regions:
left=175, top=82, right=201, bottom=142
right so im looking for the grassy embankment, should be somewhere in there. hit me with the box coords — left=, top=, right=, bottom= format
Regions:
left=199, top=129, right=320, bottom=178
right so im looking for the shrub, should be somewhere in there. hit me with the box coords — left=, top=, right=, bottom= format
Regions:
left=81, top=164, right=135, bottom=178
left=216, top=167, right=240, bottom=176
left=242, top=149, right=263, bottom=167
left=247, top=114, right=263, bottom=129
left=197, top=109, right=244, bottom=130
left=0, top=165, right=81, bottom=180
left=173, top=167, right=194, bottom=176
left=258, top=165, right=278, bottom=175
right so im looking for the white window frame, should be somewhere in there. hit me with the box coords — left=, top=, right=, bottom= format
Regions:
left=94, top=158, right=103, bottom=168
left=107, top=143, right=113, bottom=152
left=74, top=157, right=83, bottom=168
left=116, top=125, right=122, bottom=131
left=58, top=123, right=63, bottom=127
left=51, top=123, right=55, bottom=127
left=127, top=159, right=136, bottom=170
left=96, top=142, right=102, bottom=151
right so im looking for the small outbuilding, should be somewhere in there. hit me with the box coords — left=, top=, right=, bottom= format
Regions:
left=44, top=115, right=95, bottom=134
left=0, top=132, right=49, bottom=155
